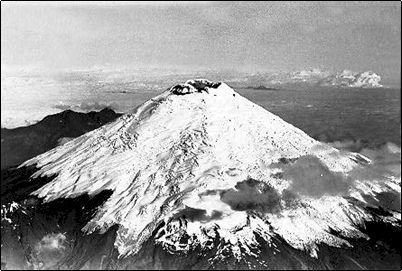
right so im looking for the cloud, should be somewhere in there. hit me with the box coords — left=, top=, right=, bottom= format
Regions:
left=282, top=155, right=351, bottom=198
left=35, top=233, right=67, bottom=252
left=220, top=178, right=282, bottom=213
left=172, top=207, right=222, bottom=223
left=31, top=233, right=68, bottom=269
left=314, top=129, right=400, bottom=181
left=213, top=134, right=400, bottom=218
left=313, top=129, right=370, bottom=152
left=281, top=142, right=400, bottom=199
left=349, top=142, right=401, bottom=181
left=218, top=145, right=400, bottom=216
left=313, top=128, right=401, bottom=181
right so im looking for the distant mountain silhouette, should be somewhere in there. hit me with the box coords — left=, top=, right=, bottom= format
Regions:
left=1, top=108, right=122, bottom=170
left=245, top=85, right=279, bottom=90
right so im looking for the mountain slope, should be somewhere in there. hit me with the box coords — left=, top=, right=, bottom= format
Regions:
left=14, top=79, right=400, bottom=264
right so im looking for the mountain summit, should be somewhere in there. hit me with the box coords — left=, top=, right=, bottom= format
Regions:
left=20, top=79, right=399, bottom=264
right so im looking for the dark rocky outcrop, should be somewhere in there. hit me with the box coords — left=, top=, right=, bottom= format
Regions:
left=1, top=108, right=122, bottom=170
left=170, top=79, right=222, bottom=95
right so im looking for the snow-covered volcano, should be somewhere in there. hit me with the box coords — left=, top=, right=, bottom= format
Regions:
left=19, top=79, right=400, bottom=264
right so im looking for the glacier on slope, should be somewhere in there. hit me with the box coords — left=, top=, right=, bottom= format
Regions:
left=21, top=79, right=400, bottom=261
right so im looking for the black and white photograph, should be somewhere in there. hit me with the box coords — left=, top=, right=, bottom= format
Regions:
left=1, top=1, right=401, bottom=270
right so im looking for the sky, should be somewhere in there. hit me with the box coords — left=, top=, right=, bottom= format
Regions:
left=1, top=1, right=401, bottom=83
